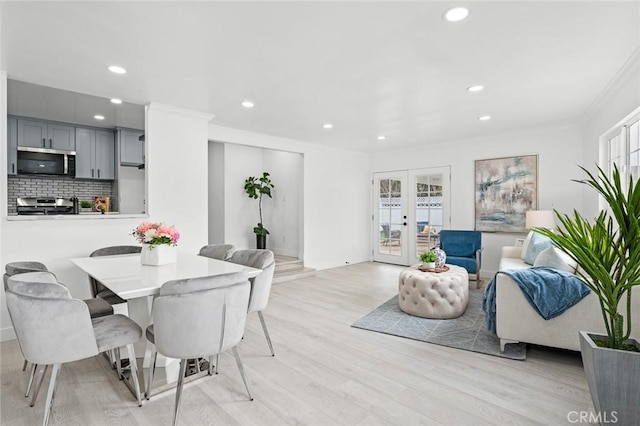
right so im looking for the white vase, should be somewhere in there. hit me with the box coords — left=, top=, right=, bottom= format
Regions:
left=140, top=244, right=177, bottom=266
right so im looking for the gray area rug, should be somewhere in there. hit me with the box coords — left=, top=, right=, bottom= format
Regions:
left=352, top=289, right=527, bottom=360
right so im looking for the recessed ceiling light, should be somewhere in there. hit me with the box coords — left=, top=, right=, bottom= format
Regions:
left=241, top=101, right=254, bottom=108
left=323, top=123, right=333, bottom=129
left=478, top=115, right=491, bottom=121
left=444, top=7, right=470, bottom=22
left=467, top=85, right=484, bottom=92
left=108, top=65, right=127, bottom=74
left=377, top=135, right=386, bottom=140
left=94, top=115, right=105, bottom=120
left=110, top=98, right=123, bottom=104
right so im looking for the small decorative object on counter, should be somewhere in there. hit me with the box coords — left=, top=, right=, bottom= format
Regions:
left=431, top=246, right=447, bottom=268
left=80, top=200, right=93, bottom=212
left=94, top=196, right=110, bottom=213
left=132, top=222, right=180, bottom=266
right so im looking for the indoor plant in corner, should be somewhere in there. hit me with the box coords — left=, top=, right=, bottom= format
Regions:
left=132, top=222, right=180, bottom=266
left=244, top=172, right=275, bottom=249
left=535, top=165, right=640, bottom=425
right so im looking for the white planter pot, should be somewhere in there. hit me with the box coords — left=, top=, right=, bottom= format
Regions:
left=423, top=262, right=436, bottom=269
left=140, top=244, right=177, bottom=266
left=579, top=331, right=640, bottom=425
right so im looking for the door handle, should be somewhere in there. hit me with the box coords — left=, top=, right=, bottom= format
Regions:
left=97, top=169, right=100, bottom=178
left=42, top=138, right=46, bottom=147
left=12, top=163, right=15, bottom=174
left=403, top=222, right=407, bottom=226
left=49, top=139, right=53, bottom=148
left=91, top=169, right=94, bottom=178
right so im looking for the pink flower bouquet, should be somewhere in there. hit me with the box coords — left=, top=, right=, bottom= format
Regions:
left=132, top=222, right=180, bottom=247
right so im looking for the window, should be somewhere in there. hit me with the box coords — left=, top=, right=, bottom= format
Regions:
left=603, top=106, right=640, bottom=189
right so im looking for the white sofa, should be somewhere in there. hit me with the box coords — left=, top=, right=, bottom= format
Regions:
left=496, top=245, right=640, bottom=352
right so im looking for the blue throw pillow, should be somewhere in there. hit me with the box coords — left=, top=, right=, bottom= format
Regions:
left=524, top=232, right=553, bottom=265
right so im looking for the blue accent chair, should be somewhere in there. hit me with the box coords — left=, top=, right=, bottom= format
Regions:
left=439, top=230, right=483, bottom=288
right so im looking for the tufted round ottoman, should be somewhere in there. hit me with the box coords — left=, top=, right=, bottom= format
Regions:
left=398, top=265, right=469, bottom=319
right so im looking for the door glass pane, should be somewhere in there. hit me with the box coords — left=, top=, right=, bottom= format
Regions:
left=415, top=173, right=443, bottom=257
left=379, top=178, right=402, bottom=256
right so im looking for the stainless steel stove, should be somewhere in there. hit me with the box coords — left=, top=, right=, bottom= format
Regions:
left=16, top=197, right=77, bottom=215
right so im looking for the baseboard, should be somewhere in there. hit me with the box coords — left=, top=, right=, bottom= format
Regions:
left=1, top=326, right=16, bottom=342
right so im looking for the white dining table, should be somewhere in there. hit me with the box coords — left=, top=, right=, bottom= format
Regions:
left=71, top=250, right=261, bottom=390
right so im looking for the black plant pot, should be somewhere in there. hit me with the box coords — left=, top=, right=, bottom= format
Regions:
left=256, top=235, right=266, bottom=249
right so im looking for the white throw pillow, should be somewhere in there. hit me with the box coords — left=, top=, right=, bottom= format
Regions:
left=533, top=246, right=577, bottom=273
left=520, top=231, right=534, bottom=260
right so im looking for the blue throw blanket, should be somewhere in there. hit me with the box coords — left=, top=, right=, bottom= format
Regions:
left=482, top=267, right=591, bottom=334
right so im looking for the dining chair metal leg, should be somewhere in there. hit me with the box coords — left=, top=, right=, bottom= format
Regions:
left=145, top=349, right=157, bottom=400
left=30, top=364, right=48, bottom=407
left=22, top=359, right=28, bottom=371
left=208, top=355, right=214, bottom=375
left=115, top=347, right=123, bottom=380
left=172, top=359, right=188, bottom=426
left=25, top=362, right=37, bottom=397
left=126, top=344, right=142, bottom=407
left=231, top=347, right=253, bottom=401
left=108, top=349, right=116, bottom=370
left=42, top=363, right=60, bottom=426
left=257, top=311, right=275, bottom=357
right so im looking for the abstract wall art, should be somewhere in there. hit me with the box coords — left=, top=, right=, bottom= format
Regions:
left=474, top=154, right=538, bottom=233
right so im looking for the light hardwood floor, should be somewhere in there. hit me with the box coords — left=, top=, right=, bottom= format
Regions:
left=1, top=262, right=595, bottom=425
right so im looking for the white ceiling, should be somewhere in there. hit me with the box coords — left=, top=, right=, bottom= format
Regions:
left=2, top=1, right=639, bottom=153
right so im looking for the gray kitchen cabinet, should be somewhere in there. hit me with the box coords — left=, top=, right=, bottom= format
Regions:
left=18, top=118, right=75, bottom=151
left=119, top=129, right=144, bottom=166
left=7, top=116, right=17, bottom=175
left=75, top=128, right=115, bottom=180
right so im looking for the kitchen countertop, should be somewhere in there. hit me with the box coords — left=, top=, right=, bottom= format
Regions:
left=6, top=212, right=148, bottom=221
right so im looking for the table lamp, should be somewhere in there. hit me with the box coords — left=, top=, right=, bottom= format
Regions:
left=525, top=210, right=556, bottom=230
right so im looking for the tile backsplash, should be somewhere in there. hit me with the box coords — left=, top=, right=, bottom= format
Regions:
left=8, top=176, right=114, bottom=214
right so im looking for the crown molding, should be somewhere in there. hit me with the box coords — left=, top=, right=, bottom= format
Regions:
left=580, top=46, right=640, bottom=124
left=148, top=102, right=215, bottom=122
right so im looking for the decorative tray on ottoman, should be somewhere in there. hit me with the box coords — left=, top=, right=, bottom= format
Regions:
left=417, top=265, right=450, bottom=273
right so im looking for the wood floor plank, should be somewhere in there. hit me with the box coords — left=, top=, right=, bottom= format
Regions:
left=1, top=262, right=595, bottom=425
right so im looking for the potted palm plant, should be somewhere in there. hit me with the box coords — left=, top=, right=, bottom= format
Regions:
left=244, top=172, right=275, bottom=249
left=534, top=165, right=640, bottom=425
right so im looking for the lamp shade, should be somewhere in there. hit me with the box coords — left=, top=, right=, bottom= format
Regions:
left=525, top=210, right=556, bottom=229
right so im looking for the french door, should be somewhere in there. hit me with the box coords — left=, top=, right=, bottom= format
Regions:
left=373, top=167, right=450, bottom=265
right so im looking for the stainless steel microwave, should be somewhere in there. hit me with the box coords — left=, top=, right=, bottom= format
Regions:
left=17, top=147, right=76, bottom=176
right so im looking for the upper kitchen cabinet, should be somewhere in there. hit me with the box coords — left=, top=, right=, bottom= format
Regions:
left=7, top=117, right=17, bottom=175
left=17, top=118, right=75, bottom=151
left=118, top=129, right=144, bottom=166
left=75, top=128, right=115, bottom=180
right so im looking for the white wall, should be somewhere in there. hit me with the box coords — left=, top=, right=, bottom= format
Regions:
left=209, top=125, right=371, bottom=270
left=0, top=94, right=213, bottom=341
left=262, top=149, right=302, bottom=257
left=208, top=141, right=225, bottom=244
left=370, top=124, right=584, bottom=276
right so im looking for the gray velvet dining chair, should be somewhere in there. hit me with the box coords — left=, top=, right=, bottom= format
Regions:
left=89, top=245, right=142, bottom=305
left=4, top=262, right=114, bottom=405
left=227, top=249, right=276, bottom=359
left=6, top=275, right=143, bottom=426
left=144, top=271, right=253, bottom=426
left=198, top=243, right=235, bottom=261
left=4, top=261, right=114, bottom=319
